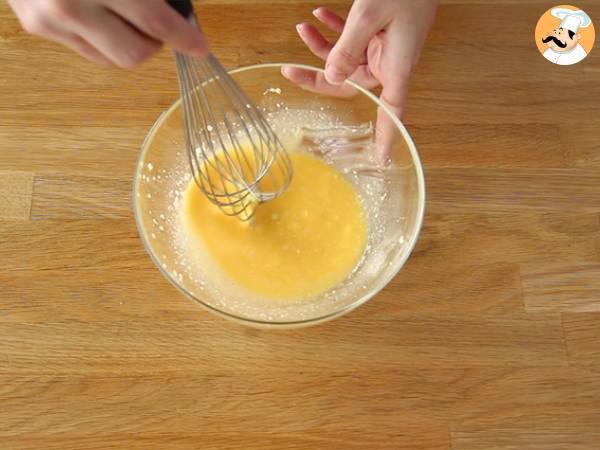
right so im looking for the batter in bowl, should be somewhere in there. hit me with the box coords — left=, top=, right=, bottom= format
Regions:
left=182, top=147, right=368, bottom=301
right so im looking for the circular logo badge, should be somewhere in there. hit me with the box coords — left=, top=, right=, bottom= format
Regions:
left=535, top=4, right=595, bottom=65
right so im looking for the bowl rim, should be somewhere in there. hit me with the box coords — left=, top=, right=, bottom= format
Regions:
left=132, top=62, right=426, bottom=327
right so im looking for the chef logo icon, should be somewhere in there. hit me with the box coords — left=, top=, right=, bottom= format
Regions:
left=535, top=5, right=595, bottom=65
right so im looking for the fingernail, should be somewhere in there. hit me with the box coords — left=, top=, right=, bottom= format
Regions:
left=281, top=66, right=291, bottom=78
left=324, top=65, right=346, bottom=85
left=295, top=24, right=303, bottom=35
left=312, top=8, right=322, bottom=18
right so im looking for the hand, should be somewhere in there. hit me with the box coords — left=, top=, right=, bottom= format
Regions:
left=7, top=0, right=208, bottom=68
left=283, top=0, right=438, bottom=161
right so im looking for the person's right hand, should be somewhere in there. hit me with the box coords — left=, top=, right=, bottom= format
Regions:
left=7, top=0, right=208, bottom=68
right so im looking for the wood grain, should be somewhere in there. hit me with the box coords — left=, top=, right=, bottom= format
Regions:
left=447, top=366, right=600, bottom=430
left=563, top=313, right=600, bottom=366
left=521, top=264, right=600, bottom=312
left=0, top=125, right=148, bottom=176
left=365, top=261, right=524, bottom=317
left=583, top=51, right=600, bottom=80
left=0, top=220, right=149, bottom=271
left=405, top=80, right=599, bottom=125
left=0, top=433, right=450, bottom=450
left=561, top=123, right=600, bottom=168
left=452, top=428, right=600, bottom=450
left=414, top=213, right=600, bottom=266
left=0, top=171, right=33, bottom=219
left=0, top=315, right=567, bottom=376
left=1, top=0, right=600, bottom=449
left=410, top=124, right=566, bottom=168
left=427, top=169, right=600, bottom=213
left=31, top=173, right=131, bottom=219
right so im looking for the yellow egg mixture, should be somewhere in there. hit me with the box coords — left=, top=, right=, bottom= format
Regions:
left=183, top=150, right=367, bottom=300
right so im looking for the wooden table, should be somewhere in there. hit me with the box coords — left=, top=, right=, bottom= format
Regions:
left=1, top=1, right=599, bottom=449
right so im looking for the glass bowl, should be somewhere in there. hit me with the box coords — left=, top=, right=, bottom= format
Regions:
left=133, top=63, right=425, bottom=328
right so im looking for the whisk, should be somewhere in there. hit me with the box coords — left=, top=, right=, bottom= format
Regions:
left=167, top=0, right=293, bottom=221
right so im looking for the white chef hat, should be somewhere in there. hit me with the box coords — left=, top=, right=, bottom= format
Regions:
left=551, top=8, right=592, bottom=33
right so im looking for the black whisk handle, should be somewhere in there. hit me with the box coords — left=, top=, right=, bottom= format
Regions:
left=167, top=0, right=194, bottom=18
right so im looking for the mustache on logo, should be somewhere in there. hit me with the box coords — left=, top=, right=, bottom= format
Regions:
left=542, top=35, right=567, bottom=48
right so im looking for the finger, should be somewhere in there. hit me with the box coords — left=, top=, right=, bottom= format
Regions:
left=324, top=0, right=387, bottom=84
left=7, top=2, right=113, bottom=67
left=379, top=78, right=408, bottom=117
left=374, top=73, right=410, bottom=166
left=105, top=0, right=208, bottom=57
left=375, top=104, right=402, bottom=165
left=68, top=6, right=161, bottom=69
left=296, top=22, right=333, bottom=60
left=312, top=7, right=345, bottom=33
left=297, top=22, right=369, bottom=69
left=349, top=65, right=380, bottom=90
left=57, top=33, right=113, bottom=66
left=282, top=64, right=379, bottom=95
left=295, top=23, right=372, bottom=87
left=281, top=66, right=360, bottom=98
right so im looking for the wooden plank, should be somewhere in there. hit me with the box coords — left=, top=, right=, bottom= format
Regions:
left=31, top=173, right=131, bottom=219
left=197, top=3, right=585, bottom=50
left=0, top=268, right=200, bottom=324
left=405, top=81, right=600, bottom=125
left=358, top=262, right=524, bottom=318
left=0, top=41, right=233, bottom=90
left=414, top=43, right=578, bottom=83
left=1, top=432, right=449, bottom=450
left=0, top=220, right=150, bottom=271
left=452, top=427, right=600, bottom=450
left=409, top=124, right=565, bottom=168
left=0, top=262, right=523, bottom=324
left=0, top=43, right=233, bottom=128
left=562, top=313, right=600, bottom=366
left=0, top=314, right=567, bottom=376
left=196, top=3, right=347, bottom=48
left=0, top=126, right=148, bottom=176
left=0, top=372, right=451, bottom=446
left=561, top=123, right=600, bottom=169
left=583, top=50, right=600, bottom=79
left=450, top=366, right=600, bottom=430
left=414, top=213, right=600, bottom=266
left=521, top=264, right=600, bottom=313
left=429, top=3, right=599, bottom=47
left=0, top=171, right=33, bottom=219
left=4, top=368, right=599, bottom=446
left=239, top=44, right=321, bottom=66
left=427, top=169, right=600, bottom=214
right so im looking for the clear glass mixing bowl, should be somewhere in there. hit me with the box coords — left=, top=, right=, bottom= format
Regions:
left=133, top=63, right=425, bottom=328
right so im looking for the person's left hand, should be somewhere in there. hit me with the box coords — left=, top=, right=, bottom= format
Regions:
left=282, top=0, right=438, bottom=160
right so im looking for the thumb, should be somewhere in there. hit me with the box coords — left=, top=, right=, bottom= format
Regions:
left=324, top=1, right=385, bottom=85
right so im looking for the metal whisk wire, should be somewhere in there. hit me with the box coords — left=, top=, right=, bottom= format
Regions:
left=169, top=2, right=293, bottom=221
